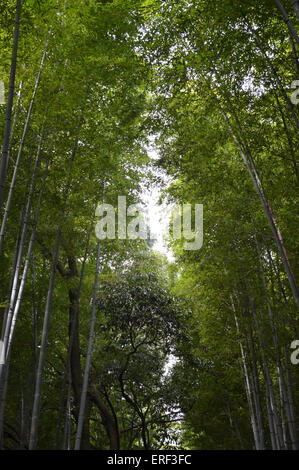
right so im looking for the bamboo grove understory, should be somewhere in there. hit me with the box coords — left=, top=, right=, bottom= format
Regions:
left=0, top=0, right=298, bottom=450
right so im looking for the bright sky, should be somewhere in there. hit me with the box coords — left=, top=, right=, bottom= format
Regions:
left=141, top=139, right=175, bottom=261
left=142, top=141, right=178, bottom=376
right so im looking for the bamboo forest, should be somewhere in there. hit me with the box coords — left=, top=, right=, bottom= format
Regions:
left=0, top=0, right=298, bottom=453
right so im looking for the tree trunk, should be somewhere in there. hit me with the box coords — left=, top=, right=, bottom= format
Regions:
left=255, top=234, right=298, bottom=449
left=28, top=225, right=62, bottom=450
left=232, top=304, right=260, bottom=449
left=0, top=0, right=22, bottom=214
left=55, top=216, right=94, bottom=449
left=274, top=0, right=299, bottom=46
left=74, top=187, right=105, bottom=450
left=6, top=77, right=24, bottom=176
left=7, top=157, right=49, bottom=357
left=0, top=44, right=48, bottom=252
left=222, top=110, right=299, bottom=309
left=89, top=384, right=119, bottom=450
left=29, top=130, right=79, bottom=449
left=0, top=132, right=45, bottom=388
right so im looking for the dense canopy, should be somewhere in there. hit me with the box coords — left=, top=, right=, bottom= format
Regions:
left=0, top=0, right=298, bottom=451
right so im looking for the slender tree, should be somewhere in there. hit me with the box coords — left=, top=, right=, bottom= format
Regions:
left=0, top=0, right=22, bottom=214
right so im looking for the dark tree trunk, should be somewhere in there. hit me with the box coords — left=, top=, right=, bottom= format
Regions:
left=0, top=0, right=22, bottom=214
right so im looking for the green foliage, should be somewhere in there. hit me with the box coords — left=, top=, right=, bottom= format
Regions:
left=0, top=0, right=298, bottom=451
